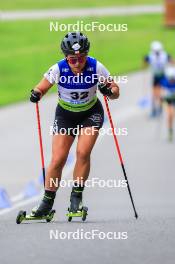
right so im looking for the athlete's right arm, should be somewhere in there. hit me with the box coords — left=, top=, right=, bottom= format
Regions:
left=30, top=64, right=60, bottom=103
left=143, top=55, right=149, bottom=68
left=34, top=78, right=53, bottom=97
left=30, top=78, right=53, bottom=103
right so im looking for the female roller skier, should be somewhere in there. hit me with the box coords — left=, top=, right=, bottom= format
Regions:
left=29, top=32, right=120, bottom=217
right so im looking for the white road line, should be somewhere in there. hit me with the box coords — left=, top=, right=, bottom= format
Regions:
left=0, top=5, right=163, bottom=21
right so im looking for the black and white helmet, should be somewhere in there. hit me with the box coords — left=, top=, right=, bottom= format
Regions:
left=150, top=41, right=163, bottom=53
left=61, top=32, right=90, bottom=55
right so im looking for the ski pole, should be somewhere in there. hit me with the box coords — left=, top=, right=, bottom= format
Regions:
left=36, top=102, right=45, bottom=187
left=103, top=96, right=138, bottom=219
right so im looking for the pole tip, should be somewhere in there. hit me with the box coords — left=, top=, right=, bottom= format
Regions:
left=135, top=213, right=138, bottom=219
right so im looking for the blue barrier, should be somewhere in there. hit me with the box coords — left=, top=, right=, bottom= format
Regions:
left=0, top=188, right=11, bottom=208
left=23, top=181, right=39, bottom=198
left=137, top=96, right=151, bottom=108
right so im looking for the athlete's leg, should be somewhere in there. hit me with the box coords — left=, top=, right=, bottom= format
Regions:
left=152, top=84, right=162, bottom=116
left=45, top=134, right=75, bottom=191
left=69, top=100, right=104, bottom=214
left=167, top=104, right=174, bottom=129
left=73, top=127, right=99, bottom=184
left=166, top=103, right=174, bottom=140
left=32, top=134, right=74, bottom=216
left=68, top=127, right=99, bottom=213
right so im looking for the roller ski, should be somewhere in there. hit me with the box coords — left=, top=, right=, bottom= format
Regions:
left=16, top=191, right=56, bottom=224
left=66, top=185, right=88, bottom=222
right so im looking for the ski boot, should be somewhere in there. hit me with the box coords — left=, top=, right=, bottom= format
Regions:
left=16, top=191, right=56, bottom=224
left=66, top=185, right=88, bottom=222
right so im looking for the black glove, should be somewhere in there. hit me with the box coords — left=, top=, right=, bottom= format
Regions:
left=30, top=89, right=41, bottom=103
left=97, top=82, right=113, bottom=96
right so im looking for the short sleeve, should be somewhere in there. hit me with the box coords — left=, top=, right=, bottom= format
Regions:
left=96, top=61, right=110, bottom=81
left=43, top=64, right=60, bottom=84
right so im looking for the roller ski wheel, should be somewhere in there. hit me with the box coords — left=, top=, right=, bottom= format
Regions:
left=16, top=210, right=26, bottom=224
left=46, top=210, right=56, bottom=222
left=68, top=217, right=72, bottom=222
left=66, top=206, right=88, bottom=222
left=82, top=206, right=88, bottom=221
left=16, top=209, right=56, bottom=224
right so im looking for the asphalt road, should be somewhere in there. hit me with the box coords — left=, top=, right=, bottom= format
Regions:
left=0, top=70, right=175, bottom=264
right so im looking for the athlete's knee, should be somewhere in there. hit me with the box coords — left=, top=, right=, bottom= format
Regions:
left=50, top=154, right=67, bottom=170
left=76, top=149, right=90, bottom=162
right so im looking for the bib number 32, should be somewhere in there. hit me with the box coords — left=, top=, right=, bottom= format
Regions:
left=70, top=92, right=89, bottom=100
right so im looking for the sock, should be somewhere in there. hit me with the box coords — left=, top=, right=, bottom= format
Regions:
left=72, top=182, right=84, bottom=193
left=43, top=190, right=56, bottom=203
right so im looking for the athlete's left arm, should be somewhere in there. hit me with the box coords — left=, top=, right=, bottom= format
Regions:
left=96, top=61, right=119, bottom=99
left=108, top=81, right=120, bottom=100
left=168, top=54, right=174, bottom=64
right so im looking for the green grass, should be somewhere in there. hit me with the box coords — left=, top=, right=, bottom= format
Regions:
left=0, top=0, right=163, bottom=10
left=0, top=14, right=174, bottom=106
